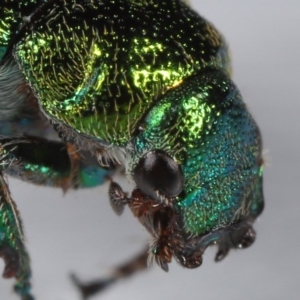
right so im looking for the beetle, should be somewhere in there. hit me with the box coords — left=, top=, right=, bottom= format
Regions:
left=0, top=0, right=264, bottom=299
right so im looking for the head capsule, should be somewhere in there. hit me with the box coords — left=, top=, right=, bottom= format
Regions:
left=128, top=69, right=264, bottom=267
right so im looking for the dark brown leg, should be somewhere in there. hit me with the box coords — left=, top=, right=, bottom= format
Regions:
left=71, top=247, right=149, bottom=299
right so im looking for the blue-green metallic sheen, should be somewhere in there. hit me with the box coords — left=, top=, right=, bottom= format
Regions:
left=131, top=70, right=263, bottom=234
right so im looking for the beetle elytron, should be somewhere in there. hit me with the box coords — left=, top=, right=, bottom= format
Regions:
left=0, top=0, right=264, bottom=299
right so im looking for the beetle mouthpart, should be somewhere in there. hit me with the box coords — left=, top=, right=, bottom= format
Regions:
left=108, top=181, right=129, bottom=216
left=147, top=246, right=170, bottom=272
left=155, top=255, right=169, bottom=272
left=148, top=233, right=173, bottom=272
left=155, top=190, right=174, bottom=206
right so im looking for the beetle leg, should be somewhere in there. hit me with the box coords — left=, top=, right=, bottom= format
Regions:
left=0, top=136, right=115, bottom=299
left=0, top=172, right=34, bottom=300
left=2, top=136, right=113, bottom=191
left=71, top=247, right=149, bottom=300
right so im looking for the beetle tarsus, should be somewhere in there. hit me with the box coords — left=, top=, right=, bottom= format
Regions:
left=71, top=247, right=149, bottom=299
left=71, top=273, right=116, bottom=300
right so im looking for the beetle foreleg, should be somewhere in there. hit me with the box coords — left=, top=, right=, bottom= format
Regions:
left=0, top=172, right=34, bottom=300
left=71, top=247, right=149, bottom=300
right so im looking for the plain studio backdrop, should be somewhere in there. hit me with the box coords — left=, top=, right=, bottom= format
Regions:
left=1, top=1, right=299, bottom=299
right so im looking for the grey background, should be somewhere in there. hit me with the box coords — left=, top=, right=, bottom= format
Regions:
left=1, top=1, right=299, bottom=299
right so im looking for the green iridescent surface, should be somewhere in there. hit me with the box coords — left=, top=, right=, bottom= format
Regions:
left=8, top=0, right=229, bottom=145
left=131, top=70, right=263, bottom=234
left=0, top=1, right=39, bottom=53
left=0, top=175, right=32, bottom=299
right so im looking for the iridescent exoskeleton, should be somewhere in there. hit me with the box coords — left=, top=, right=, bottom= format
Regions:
left=0, top=1, right=264, bottom=299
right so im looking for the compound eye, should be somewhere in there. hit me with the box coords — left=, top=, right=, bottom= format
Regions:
left=133, top=150, right=183, bottom=201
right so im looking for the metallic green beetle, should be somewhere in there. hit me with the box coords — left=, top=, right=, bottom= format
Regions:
left=0, top=1, right=264, bottom=299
